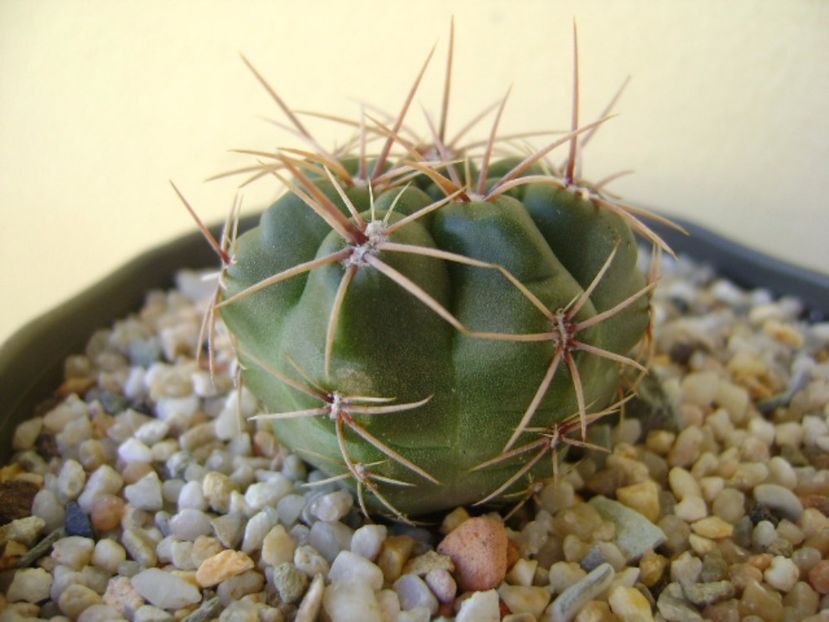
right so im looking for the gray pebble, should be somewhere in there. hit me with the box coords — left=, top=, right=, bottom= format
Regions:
left=589, top=496, right=666, bottom=561
left=272, top=562, right=309, bottom=604
left=753, top=483, right=804, bottom=522
left=548, top=562, right=615, bottom=622
left=169, top=509, right=213, bottom=541
left=308, top=520, right=353, bottom=563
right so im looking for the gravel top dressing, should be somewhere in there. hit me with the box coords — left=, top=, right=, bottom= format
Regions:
left=1, top=250, right=829, bottom=622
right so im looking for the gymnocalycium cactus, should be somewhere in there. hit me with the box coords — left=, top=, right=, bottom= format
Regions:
left=180, top=24, right=675, bottom=521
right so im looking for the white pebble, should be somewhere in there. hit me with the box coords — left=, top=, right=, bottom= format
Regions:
left=118, top=438, right=155, bottom=463
left=242, top=510, right=280, bottom=554
left=351, top=524, right=387, bottom=561
left=669, top=467, right=701, bottom=501
left=78, top=465, right=124, bottom=512
left=425, top=568, right=456, bottom=604
left=243, top=475, right=293, bottom=512
left=753, top=520, right=778, bottom=549
left=308, top=520, right=353, bottom=563
left=12, top=417, right=43, bottom=451
left=674, top=495, right=708, bottom=522
left=57, top=459, right=87, bottom=502
left=276, top=494, right=307, bottom=527
left=768, top=456, right=798, bottom=489
left=330, top=550, right=384, bottom=591
left=311, top=490, right=354, bottom=522
left=131, top=568, right=202, bottom=610
left=455, top=589, right=500, bottom=622
left=6, top=567, right=52, bottom=603
left=177, top=480, right=207, bottom=511
left=134, top=420, right=170, bottom=446
left=124, top=472, right=164, bottom=511
left=323, top=580, right=382, bottom=622
left=92, top=538, right=127, bottom=573
left=764, top=555, right=800, bottom=592
left=52, top=536, right=95, bottom=570
left=168, top=509, right=213, bottom=541
left=394, top=574, right=438, bottom=615
left=31, top=488, right=65, bottom=531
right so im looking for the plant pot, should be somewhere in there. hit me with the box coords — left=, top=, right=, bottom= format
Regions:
left=1, top=214, right=827, bottom=464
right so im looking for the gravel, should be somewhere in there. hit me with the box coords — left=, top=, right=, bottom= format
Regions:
left=2, top=253, right=829, bottom=621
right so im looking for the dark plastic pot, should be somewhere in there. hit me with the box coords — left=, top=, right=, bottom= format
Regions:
left=1, top=215, right=827, bottom=461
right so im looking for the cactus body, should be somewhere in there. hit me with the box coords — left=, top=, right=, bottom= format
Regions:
left=200, top=29, right=662, bottom=519
left=219, top=164, right=650, bottom=516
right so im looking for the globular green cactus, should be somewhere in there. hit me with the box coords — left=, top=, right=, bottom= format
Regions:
left=182, top=25, right=673, bottom=520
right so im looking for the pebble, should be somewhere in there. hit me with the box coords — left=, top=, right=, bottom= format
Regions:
left=394, top=574, right=439, bottom=615
left=691, top=516, right=733, bottom=539
left=330, top=550, right=384, bottom=590
left=498, top=584, right=551, bottom=618
left=754, top=483, right=804, bottom=522
left=376, top=534, right=416, bottom=583
left=548, top=563, right=615, bottom=622
left=124, top=472, right=164, bottom=511
left=6, top=567, right=53, bottom=603
left=351, top=524, right=387, bottom=561
left=615, top=480, right=660, bottom=521
left=58, top=583, right=102, bottom=619
left=103, top=575, right=145, bottom=616
left=307, top=519, right=353, bottom=563
left=271, top=562, right=308, bottom=603
left=455, top=589, right=500, bottom=622
left=195, top=549, right=254, bottom=586
left=607, top=585, right=654, bottom=621
left=51, top=535, right=95, bottom=569
left=681, top=580, right=735, bottom=606
left=169, top=509, right=213, bottom=541
left=295, top=572, right=325, bottom=622
left=261, top=524, right=296, bottom=566
left=310, top=490, right=353, bottom=522
left=589, top=496, right=666, bottom=561
left=323, top=580, right=382, bottom=622
left=241, top=509, right=279, bottom=554
left=64, top=501, right=94, bottom=538
left=424, top=568, right=456, bottom=603
left=57, top=459, right=86, bottom=502
left=437, top=516, right=508, bottom=592
left=130, top=568, right=202, bottom=610
left=764, top=555, right=800, bottom=592
left=216, top=569, right=264, bottom=605
left=808, top=560, right=829, bottom=594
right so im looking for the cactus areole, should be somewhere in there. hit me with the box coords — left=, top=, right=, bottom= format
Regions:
left=194, top=26, right=670, bottom=520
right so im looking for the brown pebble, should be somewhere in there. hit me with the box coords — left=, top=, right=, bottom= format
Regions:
left=702, top=598, right=740, bottom=622
left=739, top=580, right=783, bottom=621
left=808, top=560, right=829, bottom=594
left=0, top=480, right=39, bottom=525
left=56, top=377, right=96, bottom=399
left=90, top=495, right=125, bottom=532
left=437, top=516, right=508, bottom=592
left=376, top=535, right=416, bottom=583
left=801, top=495, right=829, bottom=517
left=34, top=433, right=59, bottom=459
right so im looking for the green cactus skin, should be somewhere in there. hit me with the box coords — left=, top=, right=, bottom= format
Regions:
left=190, top=26, right=669, bottom=520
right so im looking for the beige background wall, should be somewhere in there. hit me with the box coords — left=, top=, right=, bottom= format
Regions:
left=1, top=0, right=827, bottom=344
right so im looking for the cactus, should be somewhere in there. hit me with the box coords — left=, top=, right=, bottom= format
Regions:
left=179, top=24, right=674, bottom=520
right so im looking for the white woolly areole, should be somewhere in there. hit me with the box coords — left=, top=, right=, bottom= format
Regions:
left=344, top=220, right=388, bottom=267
